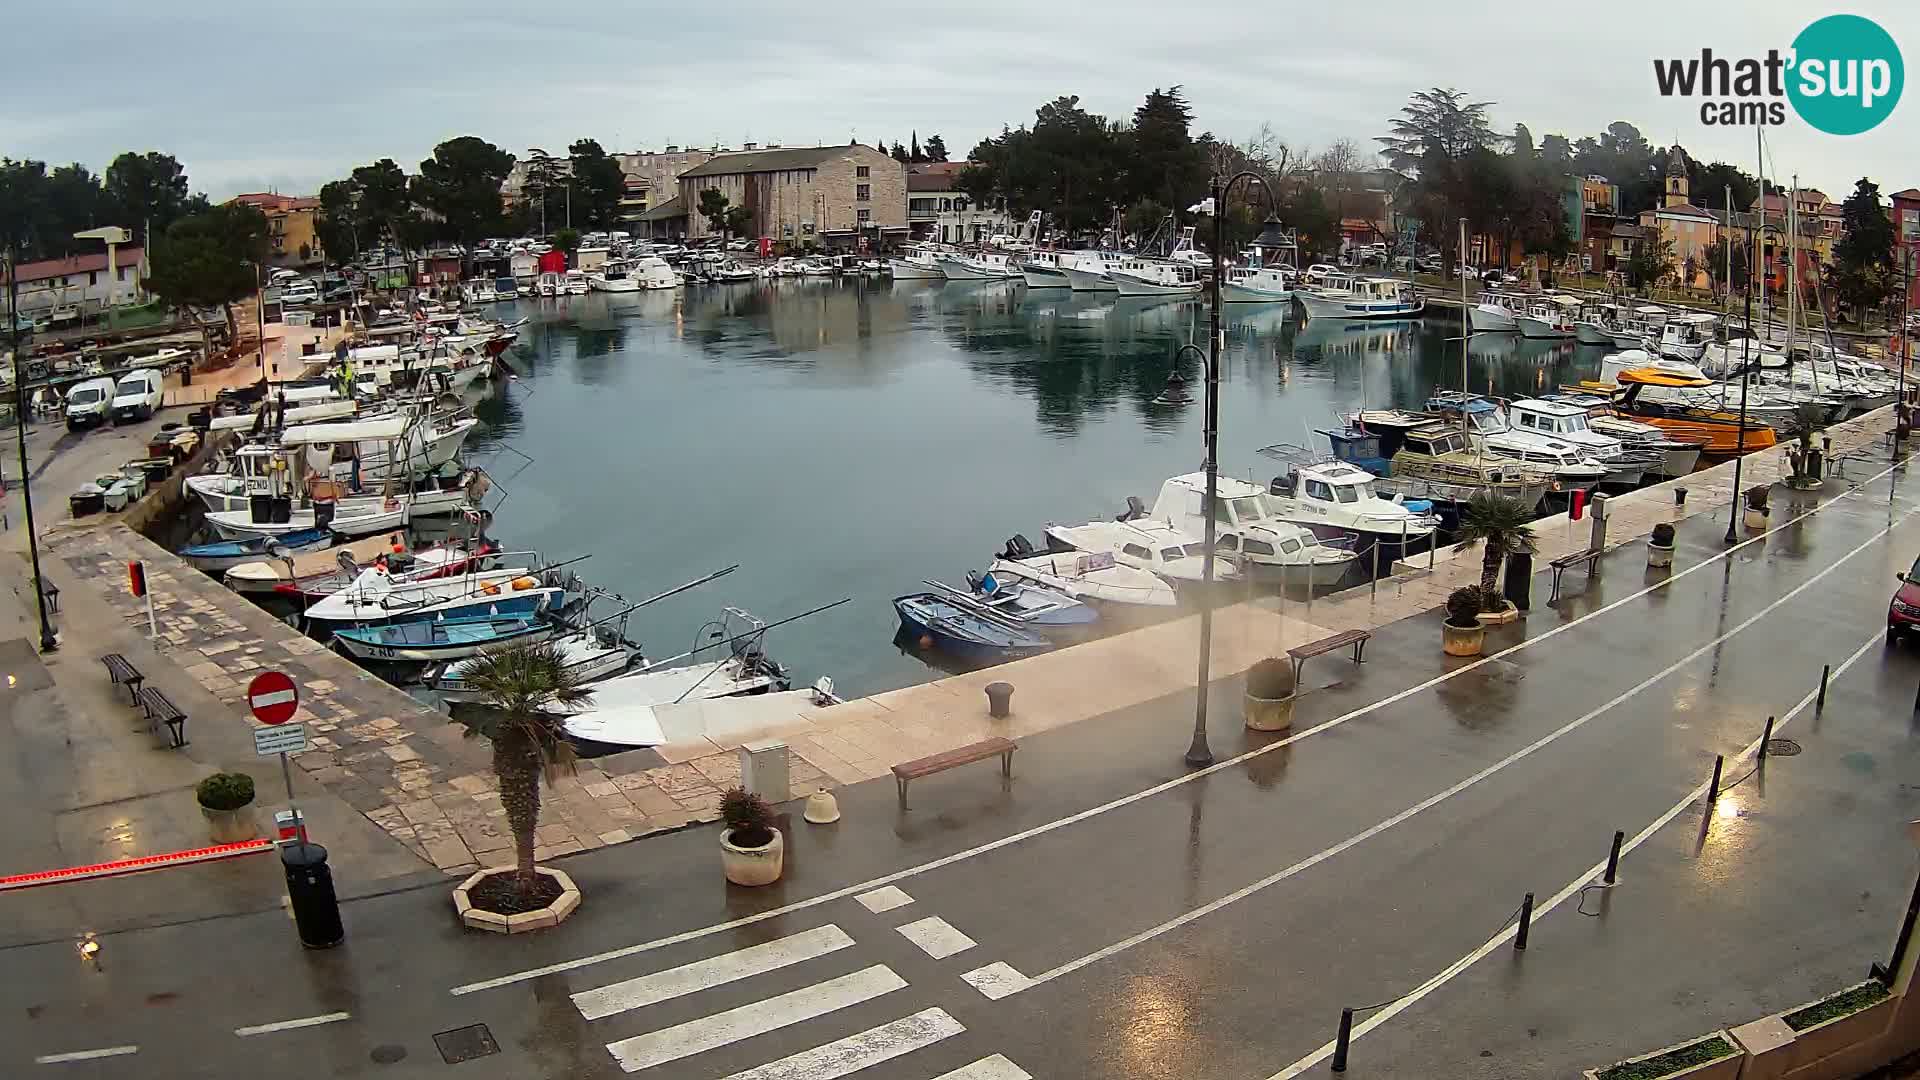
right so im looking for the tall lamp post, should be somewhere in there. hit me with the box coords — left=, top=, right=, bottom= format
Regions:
left=1185, top=170, right=1284, bottom=769
left=1723, top=211, right=1758, bottom=544
left=5, top=250, right=59, bottom=652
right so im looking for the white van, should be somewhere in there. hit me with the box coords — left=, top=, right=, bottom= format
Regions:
left=64, top=377, right=119, bottom=430
left=111, top=369, right=164, bottom=423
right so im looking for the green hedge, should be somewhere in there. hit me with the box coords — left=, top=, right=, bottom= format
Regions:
left=1596, top=1035, right=1734, bottom=1080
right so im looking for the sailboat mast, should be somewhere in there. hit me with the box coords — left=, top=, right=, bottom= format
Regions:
left=1756, top=127, right=1767, bottom=348
left=1459, top=216, right=1471, bottom=447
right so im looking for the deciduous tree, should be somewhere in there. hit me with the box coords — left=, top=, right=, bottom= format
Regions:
left=1829, top=177, right=1896, bottom=319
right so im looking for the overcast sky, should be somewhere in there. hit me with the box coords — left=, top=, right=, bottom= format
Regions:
left=3, top=1, right=1912, bottom=203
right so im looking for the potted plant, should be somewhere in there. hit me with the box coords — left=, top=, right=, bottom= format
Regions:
left=1583, top=1031, right=1740, bottom=1080
left=1456, top=493, right=1535, bottom=626
left=1442, top=587, right=1487, bottom=656
left=1743, top=484, right=1771, bottom=531
left=1243, top=658, right=1297, bottom=732
left=196, top=772, right=258, bottom=843
left=1648, top=522, right=1676, bottom=569
left=720, top=788, right=783, bottom=886
left=449, top=640, right=594, bottom=933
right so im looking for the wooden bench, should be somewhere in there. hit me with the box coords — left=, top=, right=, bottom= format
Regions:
left=1548, top=549, right=1602, bottom=603
left=101, top=653, right=144, bottom=705
left=892, top=737, right=1016, bottom=811
left=1288, top=629, right=1372, bottom=683
left=136, top=686, right=189, bottom=749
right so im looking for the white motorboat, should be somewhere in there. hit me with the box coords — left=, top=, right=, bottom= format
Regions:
left=1427, top=392, right=1608, bottom=491
left=302, top=562, right=545, bottom=624
left=1538, top=395, right=1705, bottom=478
left=1507, top=397, right=1666, bottom=485
left=461, top=279, right=498, bottom=304
left=1019, top=251, right=1072, bottom=289
left=1255, top=451, right=1442, bottom=545
left=1295, top=274, right=1424, bottom=319
left=1516, top=294, right=1582, bottom=339
left=1649, top=312, right=1717, bottom=360
left=1573, top=302, right=1629, bottom=346
left=589, top=260, right=641, bottom=292
left=536, top=271, right=560, bottom=297
left=563, top=270, right=589, bottom=294
left=889, top=245, right=948, bottom=280
left=204, top=482, right=473, bottom=541
left=1147, top=473, right=1360, bottom=586
left=429, top=623, right=638, bottom=702
left=1469, top=291, right=1526, bottom=333
left=1614, top=305, right=1669, bottom=349
left=936, top=251, right=1018, bottom=280
left=986, top=535, right=1178, bottom=608
left=1059, top=251, right=1125, bottom=291
left=1220, top=266, right=1297, bottom=304
left=1110, top=259, right=1202, bottom=298
left=1044, top=513, right=1239, bottom=586
left=1594, top=351, right=1817, bottom=430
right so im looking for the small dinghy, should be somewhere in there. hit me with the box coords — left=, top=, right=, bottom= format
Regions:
left=180, top=527, right=335, bottom=573
left=893, top=591, right=1052, bottom=661
left=333, top=613, right=554, bottom=662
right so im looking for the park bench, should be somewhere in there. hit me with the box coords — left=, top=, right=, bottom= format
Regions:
left=892, top=737, right=1016, bottom=811
left=1287, top=629, right=1372, bottom=684
left=1548, top=549, right=1602, bottom=603
left=136, top=686, right=189, bottom=749
left=101, top=653, right=144, bottom=704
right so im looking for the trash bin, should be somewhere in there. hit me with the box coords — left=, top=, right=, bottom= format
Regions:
left=282, top=842, right=344, bottom=949
left=1503, top=551, right=1533, bottom=612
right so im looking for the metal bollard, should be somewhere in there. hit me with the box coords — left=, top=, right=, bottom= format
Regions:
left=1371, top=539, right=1380, bottom=598
left=1758, top=715, right=1775, bottom=760
left=1514, top=892, right=1535, bottom=951
left=1331, top=1007, right=1354, bottom=1072
left=1604, top=829, right=1625, bottom=886
left=1675, top=486, right=1688, bottom=507
left=1707, top=754, right=1725, bottom=803
left=1816, top=664, right=1830, bottom=717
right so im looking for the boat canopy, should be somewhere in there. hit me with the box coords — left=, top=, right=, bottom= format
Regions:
left=1545, top=295, right=1583, bottom=309
left=1616, top=367, right=1712, bottom=388
left=281, top=416, right=411, bottom=445
left=208, top=399, right=356, bottom=432
left=1670, top=312, right=1718, bottom=325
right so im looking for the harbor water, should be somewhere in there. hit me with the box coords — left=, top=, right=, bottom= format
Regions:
left=462, top=279, right=1605, bottom=698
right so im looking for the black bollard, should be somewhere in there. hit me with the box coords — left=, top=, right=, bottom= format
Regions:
left=1759, top=716, right=1775, bottom=759
left=1604, top=829, right=1625, bottom=886
left=1675, top=486, right=1688, bottom=507
left=1514, top=892, right=1535, bottom=951
left=1331, top=1007, right=1354, bottom=1072
left=1817, top=664, right=1831, bottom=716
left=282, top=842, right=344, bottom=949
left=1707, top=755, right=1725, bottom=804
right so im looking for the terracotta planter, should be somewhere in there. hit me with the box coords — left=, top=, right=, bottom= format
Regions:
left=452, top=866, right=582, bottom=934
left=200, top=803, right=258, bottom=844
left=1476, top=601, right=1519, bottom=627
left=721, top=826, right=784, bottom=886
left=1743, top=507, right=1770, bottom=531
left=1442, top=621, right=1485, bottom=657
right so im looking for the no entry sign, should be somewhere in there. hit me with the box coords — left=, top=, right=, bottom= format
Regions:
left=247, top=671, right=299, bottom=725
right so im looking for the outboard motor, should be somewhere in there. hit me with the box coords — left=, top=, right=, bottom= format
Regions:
left=1270, top=475, right=1296, bottom=496
left=1000, top=534, right=1036, bottom=559
left=1116, top=496, right=1147, bottom=522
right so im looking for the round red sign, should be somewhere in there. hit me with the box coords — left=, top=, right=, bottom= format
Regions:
left=247, top=670, right=299, bottom=725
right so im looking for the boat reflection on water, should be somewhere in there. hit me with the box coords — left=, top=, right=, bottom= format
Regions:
left=1290, top=318, right=1419, bottom=361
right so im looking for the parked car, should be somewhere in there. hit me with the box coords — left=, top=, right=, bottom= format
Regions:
left=1481, top=269, right=1513, bottom=286
left=111, top=369, right=165, bottom=424
left=727, top=239, right=755, bottom=251
left=279, top=281, right=320, bottom=306
left=63, top=376, right=118, bottom=430
left=1890, top=560, right=1920, bottom=640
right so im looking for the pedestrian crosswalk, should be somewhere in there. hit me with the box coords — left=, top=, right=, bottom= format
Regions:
left=573, top=914, right=1033, bottom=1078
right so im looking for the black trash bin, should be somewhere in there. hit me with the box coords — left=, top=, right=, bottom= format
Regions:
left=281, top=842, right=345, bottom=949
left=1503, top=551, right=1533, bottom=612
left=249, top=493, right=273, bottom=523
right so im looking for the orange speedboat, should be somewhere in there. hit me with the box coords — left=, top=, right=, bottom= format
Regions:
left=1565, top=367, right=1776, bottom=455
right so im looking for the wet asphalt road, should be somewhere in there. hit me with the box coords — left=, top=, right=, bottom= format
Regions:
left=6, top=455, right=1920, bottom=1079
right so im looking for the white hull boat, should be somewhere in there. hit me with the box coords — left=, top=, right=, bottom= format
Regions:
left=1021, top=266, right=1071, bottom=289
left=429, top=628, right=638, bottom=702
left=1468, top=303, right=1520, bottom=332
left=1044, top=515, right=1239, bottom=587
left=889, top=259, right=945, bottom=280
left=1060, top=265, right=1118, bottom=291
left=1516, top=314, right=1575, bottom=340
left=988, top=539, right=1178, bottom=608
left=205, top=486, right=471, bottom=540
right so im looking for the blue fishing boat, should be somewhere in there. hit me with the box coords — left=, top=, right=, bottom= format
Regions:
left=956, top=573, right=1099, bottom=628
left=333, top=612, right=554, bottom=662
left=180, top=527, right=335, bottom=572
left=892, top=592, right=1052, bottom=661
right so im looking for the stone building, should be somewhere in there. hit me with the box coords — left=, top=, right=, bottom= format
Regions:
left=677, top=143, right=907, bottom=250
left=614, top=147, right=718, bottom=226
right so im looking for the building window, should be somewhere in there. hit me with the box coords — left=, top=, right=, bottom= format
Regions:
left=856, top=184, right=870, bottom=202
left=88, top=271, right=98, bottom=286
left=856, top=166, right=870, bottom=178
left=118, top=267, right=129, bottom=281
left=857, top=209, right=871, bottom=224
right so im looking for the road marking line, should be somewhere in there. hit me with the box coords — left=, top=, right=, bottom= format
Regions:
left=896, top=916, right=976, bottom=960
left=932, top=1054, right=1034, bottom=1080
left=448, top=458, right=1907, bottom=997
left=572, top=925, right=854, bottom=1020
left=1015, top=507, right=1916, bottom=992
left=604, top=964, right=905, bottom=1073
left=854, top=885, right=915, bottom=913
left=34, top=1046, right=139, bottom=1064
left=716, top=1006, right=962, bottom=1080
left=234, top=1011, right=351, bottom=1036
left=1266, top=625, right=1890, bottom=1079
left=960, top=962, right=1034, bottom=1000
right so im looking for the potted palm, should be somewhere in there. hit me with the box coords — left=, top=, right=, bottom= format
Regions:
left=449, top=640, right=593, bottom=933
left=1456, top=493, right=1535, bottom=626
left=1442, top=587, right=1487, bottom=656
left=196, top=772, right=258, bottom=843
left=1742, top=484, right=1770, bottom=531
left=1243, top=658, right=1297, bottom=732
left=720, top=788, right=784, bottom=886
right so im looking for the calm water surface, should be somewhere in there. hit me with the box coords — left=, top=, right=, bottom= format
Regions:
left=462, top=280, right=1603, bottom=697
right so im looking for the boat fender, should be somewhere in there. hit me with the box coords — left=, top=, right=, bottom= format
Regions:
left=511, top=576, right=538, bottom=591
left=482, top=582, right=502, bottom=595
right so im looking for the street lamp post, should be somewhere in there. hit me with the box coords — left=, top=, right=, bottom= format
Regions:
left=1724, top=213, right=1758, bottom=545
left=5, top=251, right=59, bottom=652
left=1186, top=171, right=1283, bottom=769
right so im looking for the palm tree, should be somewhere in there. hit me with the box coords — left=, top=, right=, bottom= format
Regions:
left=1455, top=493, right=1537, bottom=607
left=456, top=640, right=596, bottom=897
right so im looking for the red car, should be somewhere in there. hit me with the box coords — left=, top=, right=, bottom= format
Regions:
left=1890, top=563, right=1920, bottom=639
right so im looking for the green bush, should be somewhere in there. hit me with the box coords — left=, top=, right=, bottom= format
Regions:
left=196, top=772, right=256, bottom=811
left=1784, top=982, right=1888, bottom=1031
left=1596, top=1035, right=1734, bottom=1080
left=1445, top=587, right=1485, bottom=628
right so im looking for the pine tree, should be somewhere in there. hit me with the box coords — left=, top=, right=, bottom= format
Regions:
left=1829, top=178, right=1896, bottom=320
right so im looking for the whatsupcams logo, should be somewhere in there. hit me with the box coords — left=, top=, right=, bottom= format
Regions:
left=1652, top=14, right=1903, bottom=134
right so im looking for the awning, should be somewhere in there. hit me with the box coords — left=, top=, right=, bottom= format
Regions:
left=280, top=416, right=410, bottom=445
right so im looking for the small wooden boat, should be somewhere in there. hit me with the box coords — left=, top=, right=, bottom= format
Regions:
left=333, top=613, right=554, bottom=662
left=893, top=592, right=1052, bottom=661
left=180, top=528, right=335, bottom=573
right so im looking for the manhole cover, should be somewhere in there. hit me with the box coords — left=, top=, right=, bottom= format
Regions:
left=1766, top=738, right=1803, bottom=757
left=434, top=1024, right=500, bottom=1064
left=369, top=1044, right=407, bottom=1065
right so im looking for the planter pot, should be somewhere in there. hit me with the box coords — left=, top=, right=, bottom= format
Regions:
left=200, top=803, right=259, bottom=844
left=1244, top=658, right=1297, bottom=732
left=452, top=866, right=582, bottom=934
left=1442, top=621, right=1485, bottom=657
left=1648, top=542, right=1674, bottom=568
left=1244, top=688, right=1296, bottom=732
left=1776, top=980, right=1896, bottom=1073
left=721, top=826, right=785, bottom=886
left=1743, top=508, right=1770, bottom=531
left=1581, top=1031, right=1741, bottom=1080
left=1477, top=601, right=1519, bottom=627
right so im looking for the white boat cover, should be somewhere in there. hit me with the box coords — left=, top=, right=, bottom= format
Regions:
left=208, top=400, right=356, bottom=432
left=281, top=416, right=410, bottom=444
